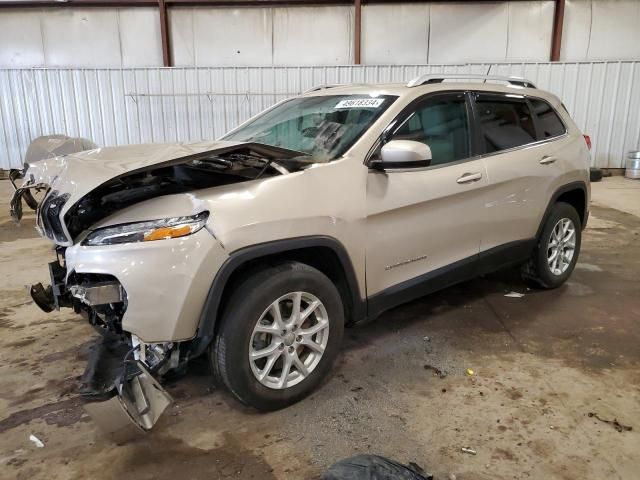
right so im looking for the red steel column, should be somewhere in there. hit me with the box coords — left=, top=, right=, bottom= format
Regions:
left=550, top=0, right=565, bottom=61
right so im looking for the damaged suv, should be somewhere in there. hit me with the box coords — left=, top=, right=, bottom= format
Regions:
left=11, top=74, right=590, bottom=432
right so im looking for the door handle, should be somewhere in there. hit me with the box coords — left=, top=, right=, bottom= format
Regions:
left=456, top=172, right=482, bottom=184
left=540, top=155, right=557, bottom=165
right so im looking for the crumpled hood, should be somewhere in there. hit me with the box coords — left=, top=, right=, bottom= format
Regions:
left=25, top=141, right=242, bottom=205
left=20, top=139, right=305, bottom=214
left=12, top=139, right=307, bottom=245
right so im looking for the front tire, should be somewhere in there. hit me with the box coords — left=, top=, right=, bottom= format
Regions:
left=211, top=261, right=344, bottom=411
left=522, top=201, right=582, bottom=288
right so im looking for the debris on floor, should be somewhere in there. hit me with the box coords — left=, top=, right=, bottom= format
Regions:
left=461, top=447, right=477, bottom=455
left=29, top=434, right=45, bottom=448
left=588, top=412, right=633, bottom=432
left=465, top=368, right=475, bottom=376
left=504, top=291, right=525, bottom=298
left=424, top=364, right=447, bottom=378
left=322, top=454, right=433, bottom=480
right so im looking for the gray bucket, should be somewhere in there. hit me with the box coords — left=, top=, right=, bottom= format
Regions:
left=626, top=151, right=640, bottom=179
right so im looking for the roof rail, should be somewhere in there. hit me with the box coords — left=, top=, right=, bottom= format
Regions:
left=302, top=84, right=344, bottom=94
left=407, top=74, right=536, bottom=89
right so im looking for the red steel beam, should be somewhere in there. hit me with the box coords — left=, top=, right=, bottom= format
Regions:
left=550, top=0, right=565, bottom=61
left=158, top=0, right=172, bottom=66
left=0, top=0, right=537, bottom=7
left=354, top=0, right=361, bottom=64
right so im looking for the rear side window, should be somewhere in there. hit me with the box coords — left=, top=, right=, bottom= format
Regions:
left=530, top=98, right=566, bottom=139
left=475, top=96, right=536, bottom=153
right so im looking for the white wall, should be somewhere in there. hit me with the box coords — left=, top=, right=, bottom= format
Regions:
left=0, top=7, right=163, bottom=67
left=362, top=1, right=553, bottom=64
left=1, top=1, right=639, bottom=67
left=170, top=6, right=353, bottom=66
left=562, top=0, right=640, bottom=61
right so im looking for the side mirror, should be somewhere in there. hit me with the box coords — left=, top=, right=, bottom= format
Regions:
left=370, top=140, right=432, bottom=171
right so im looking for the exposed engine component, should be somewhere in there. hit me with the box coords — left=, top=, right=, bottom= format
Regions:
left=64, top=149, right=296, bottom=240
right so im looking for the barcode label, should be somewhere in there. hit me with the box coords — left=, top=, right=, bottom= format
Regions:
left=335, top=98, right=385, bottom=109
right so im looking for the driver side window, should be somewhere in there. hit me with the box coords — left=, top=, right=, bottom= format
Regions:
left=390, top=94, right=470, bottom=166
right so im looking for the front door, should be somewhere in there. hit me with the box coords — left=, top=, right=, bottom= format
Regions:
left=365, top=92, right=488, bottom=308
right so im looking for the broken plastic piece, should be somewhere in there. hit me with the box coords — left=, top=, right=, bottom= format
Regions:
left=28, top=434, right=44, bottom=448
left=461, top=447, right=476, bottom=455
left=466, top=368, right=475, bottom=376
left=504, top=291, right=525, bottom=298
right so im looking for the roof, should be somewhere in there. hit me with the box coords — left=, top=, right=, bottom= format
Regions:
left=300, top=80, right=561, bottom=106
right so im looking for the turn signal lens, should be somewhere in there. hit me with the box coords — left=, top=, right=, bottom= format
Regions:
left=143, top=225, right=193, bottom=241
left=83, top=211, right=209, bottom=246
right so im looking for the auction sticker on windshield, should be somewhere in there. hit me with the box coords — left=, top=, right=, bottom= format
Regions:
left=335, top=98, right=385, bottom=109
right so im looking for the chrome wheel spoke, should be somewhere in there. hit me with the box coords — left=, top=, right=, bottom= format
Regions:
left=292, top=351, right=309, bottom=377
left=563, top=228, right=575, bottom=244
left=251, top=343, right=280, bottom=360
left=278, top=354, right=293, bottom=389
left=254, top=323, right=280, bottom=335
left=300, top=337, right=325, bottom=354
left=288, top=292, right=302, bottom=326
left=300, top=319, right=328, bottom=337
left=258, top=351, right=281, bottom=381
left=300, top=299, right=321, bottom=323
left=270, top=302, right=286, bottom=331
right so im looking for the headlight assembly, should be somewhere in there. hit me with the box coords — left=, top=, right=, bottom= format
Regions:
left=83, top=211, right=209, bottom=246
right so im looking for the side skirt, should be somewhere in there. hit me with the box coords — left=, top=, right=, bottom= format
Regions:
left=366, top=238, right=536, bottom=320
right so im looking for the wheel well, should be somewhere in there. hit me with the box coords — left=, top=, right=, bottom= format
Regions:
left=215, top=246, right=357, bottom=336
left=556, top=188, right=586, bottom=226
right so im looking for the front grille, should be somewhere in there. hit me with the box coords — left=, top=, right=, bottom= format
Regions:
left=38, top=190, right=71, bottom=243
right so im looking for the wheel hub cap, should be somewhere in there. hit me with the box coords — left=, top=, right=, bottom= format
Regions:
left=249, top=291, right=330, bottom=390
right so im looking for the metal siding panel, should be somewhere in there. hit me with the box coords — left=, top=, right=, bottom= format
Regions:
left=506, top=2, right=554, bottom=62
left=192, top=7, right=273, bottom=67
left=1, top=63, right=640, bottom=170
left=118, top=8, right=164, bottom=68
left=429, top=3, right=508, bottom=63
left=273, top=7, right=354, bottom=65
left=41, top=9, right=122, bottom=68
left=0, top=10, right=45, bottom=68
left=361, top=4, right=430, bottom=65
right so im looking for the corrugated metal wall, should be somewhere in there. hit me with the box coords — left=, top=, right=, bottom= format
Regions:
left=2, top=62, right=639, bottom=170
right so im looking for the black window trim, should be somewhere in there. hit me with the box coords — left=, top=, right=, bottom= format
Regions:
left=527, top=95, right=569, bottom=140
left=364, top=90, right=479, bottom=169
left=470, top=91, right=569, bottom=159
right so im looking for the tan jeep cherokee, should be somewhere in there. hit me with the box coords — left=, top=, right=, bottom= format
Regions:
left=11, top=74, right=590, bottom=431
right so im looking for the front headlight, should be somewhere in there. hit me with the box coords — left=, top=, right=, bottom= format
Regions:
left=82, top=211, right=209, bottom=246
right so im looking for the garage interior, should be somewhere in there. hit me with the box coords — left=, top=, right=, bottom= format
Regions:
left=1, top=1, right=640, bottom=479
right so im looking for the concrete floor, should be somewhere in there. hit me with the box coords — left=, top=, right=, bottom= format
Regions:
left=1, top=177, right=639, bottom=480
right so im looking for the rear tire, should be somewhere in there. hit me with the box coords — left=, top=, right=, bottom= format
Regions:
left=522, top=202, right=581, bottom=289
left=210, top=261, right=344, bottom=411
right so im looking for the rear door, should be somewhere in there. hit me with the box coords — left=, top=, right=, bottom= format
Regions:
left=365, top=92, right=488, bottom=300
left=472, top=93, right=567, bottom=252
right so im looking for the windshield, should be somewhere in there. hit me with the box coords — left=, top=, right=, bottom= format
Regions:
left=223, top=95, right=397, bottom=162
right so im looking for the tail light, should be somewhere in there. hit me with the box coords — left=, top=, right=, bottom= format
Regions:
left=584, top=135, right=592, bottom=150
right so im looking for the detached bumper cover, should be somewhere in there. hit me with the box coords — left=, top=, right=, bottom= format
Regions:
left=81, top=334, right=172, bottom=441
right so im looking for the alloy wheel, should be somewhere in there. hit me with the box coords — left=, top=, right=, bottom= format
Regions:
left=547, top=218, right=576, bottom=275
left=249, top=291, right=329, bottom=389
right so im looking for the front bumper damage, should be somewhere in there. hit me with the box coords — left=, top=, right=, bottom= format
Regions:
left=32, top=254, right=174, bottom=440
